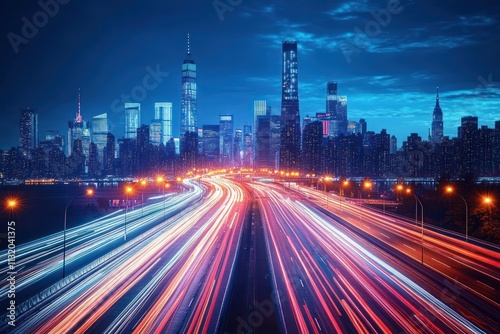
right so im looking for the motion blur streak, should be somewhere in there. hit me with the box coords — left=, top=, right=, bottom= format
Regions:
left=252, top=182, right=484, bottom=333
left=9, top=178, right=247, bottom=333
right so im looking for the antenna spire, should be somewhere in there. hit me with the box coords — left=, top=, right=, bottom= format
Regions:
left=187, top=33, right=191, bottom=56
left=435, top=86, right=440, bottom=108
left=76, top=88, right=82, bottom=123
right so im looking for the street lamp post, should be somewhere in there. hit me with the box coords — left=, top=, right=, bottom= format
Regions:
left=408, top=190, right=424, bottom=264
left=323, top=177, right=332, bottom=209
left=357, top=180, right=372, bottom=225
left=446, top=186, right=469, bottom=242
left=340, top=180, right=349, bottom=211
left=415, top=194, right=424, bottom=264
left=156, top=176, right=166, bottom=217
left=164, top=183, right=170, bottom=217
left=140, top=179, right=147, bottom=215
left=63, top=188, right=94, bottom=278
left=124, top=186, right=133, bottom=241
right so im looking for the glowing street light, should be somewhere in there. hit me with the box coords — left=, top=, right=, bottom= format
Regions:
left=319, top=176, right=332, bottom=208
left=483, top=196, right=493, bottom=205
left=406, top=188, right=424, bottom=264
left=339, top=180, right=349, bottom=210
left=445, top=186, right=469, bottom=242
left=140, top=179, right=147, bottom=214
left=63, top=188, right=95, bottom=278
left=6, top=198, right=18, bottom=222
left=395, top=184, right=404, bottom=202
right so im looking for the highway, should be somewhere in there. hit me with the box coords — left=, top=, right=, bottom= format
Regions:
left=253, top=181, right=494, bottom=333
left=295, top=184, right=500, bottom=309
left=1, top=178, right=247, bottom=333
left=1, top=177, right=498, bottom=333
left=0, top=182, right=203, bottom=306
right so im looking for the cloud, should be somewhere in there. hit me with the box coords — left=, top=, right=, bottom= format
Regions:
left=455, top=15, right=496, bottom=28
left=327, top=0, right=370, bottom=20
left=257, top=31, right=340, bottom=54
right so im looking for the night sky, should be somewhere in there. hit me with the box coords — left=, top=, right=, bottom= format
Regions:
left=1, top=0, right=499, bottom=151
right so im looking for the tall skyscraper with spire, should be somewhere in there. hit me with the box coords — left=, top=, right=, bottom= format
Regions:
left=431, top=87, right=443, bottom=144
left=181, top=33, right=197, bottom=136
left=280, top=41, right=301, bottom=171
left=68, top=89, right=90, bottom=158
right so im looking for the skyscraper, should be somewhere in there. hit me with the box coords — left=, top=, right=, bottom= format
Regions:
left=326, top=82, right=348, bottom=137
left=181, top=34, right=197, bottom=136
left=202, top=125, right=220, bottom=168
left=280, top=41, right=301, bottom=171
left=149, top=121, right=162, bottom=146
left=155, top=102, right=173, bottom=144
left=302, top=121, right=323, bottom=174
left=19, top=108, right=38, bottom=158
left=431, top=87, right=444, bottom=144
left=234, top=129, right=243, bottom=167
left=254, top=100, right=268, bottom=133
left=243, top=125, right=253, bottom=167
left=336, top=95, right=348, bottom=135
left=219, top=114, right=234, bottom=166
left=67, top=89, right=90, bottom=161
left=125, top=103, right=141, bottom=139
left=256, top=115, right=280, bottom=170
left=104, top=132, right=115, bottom=175
left=91, top=113, right=108, bottom=164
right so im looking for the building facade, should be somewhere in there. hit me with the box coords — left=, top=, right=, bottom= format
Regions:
left=19, top=108, right=38, bottom=158
left=280, top=41, right=301, bottom=171
left=181, top=34, right=197, bottom=136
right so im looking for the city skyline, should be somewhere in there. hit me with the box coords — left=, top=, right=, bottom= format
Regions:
left=1, top=0, right=500, bottom=150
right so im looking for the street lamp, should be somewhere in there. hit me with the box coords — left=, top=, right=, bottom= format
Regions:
left=6, top=198, right=17, bottom=222
left=395, top=184, right=404, bottom=202
left=156, top=176, right=168, bottom=216
left=124, top=186, right=133, bottom=241
left=164, top=183, right=170, bottom=216
left=340, top=180, right=349, bottom=210
left=445, top=186, right=469, bottom=242
left=406, top=188, right=424, bottom=264
left=63, top=188, right=94, bottom=278
left=363, top=181, right=372, bottom=202
left=140, top=179, right=147, bottom=215
left=322, top=177, right=332, bottom=208
left=483, top=196, right=493, bottom=205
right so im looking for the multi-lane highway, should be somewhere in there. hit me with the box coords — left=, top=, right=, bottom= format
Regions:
left=1, top=178, right=247, bottom=333
left=0, top=182, right=203, bottom=306
left=1, top=177, right=498, bottom=333
left=253, top=182, right=492, bottom=333
left=296, top=184, right=500, bottom=308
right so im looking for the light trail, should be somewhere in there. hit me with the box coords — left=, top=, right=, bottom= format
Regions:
left=0, top=182, right=203, bottom=303
left=253, top=181, right=487, bottom=333
left=5, top=178, right=247, bottom=334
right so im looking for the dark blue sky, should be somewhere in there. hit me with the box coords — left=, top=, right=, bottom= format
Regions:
left=1, top=0, right=499, bottom=150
